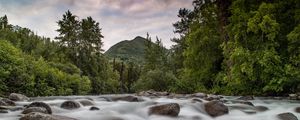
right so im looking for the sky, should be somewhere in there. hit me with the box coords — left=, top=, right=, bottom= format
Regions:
left=0, top=0, right=193, bottom=51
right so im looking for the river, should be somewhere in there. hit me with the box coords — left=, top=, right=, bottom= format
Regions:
left=1, top=95, right=299, bottom=120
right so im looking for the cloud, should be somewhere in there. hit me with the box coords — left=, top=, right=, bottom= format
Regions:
left=0, top=0, right=193, bottom=50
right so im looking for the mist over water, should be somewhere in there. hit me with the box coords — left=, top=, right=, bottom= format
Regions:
left=1, top=95, right=299, bottom=120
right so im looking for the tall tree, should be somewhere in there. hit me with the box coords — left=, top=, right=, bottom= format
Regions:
left=56, top=10, right=80, bottom=64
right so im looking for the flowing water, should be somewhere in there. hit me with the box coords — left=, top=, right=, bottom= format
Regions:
left=1, top=95, right=299, bottom=120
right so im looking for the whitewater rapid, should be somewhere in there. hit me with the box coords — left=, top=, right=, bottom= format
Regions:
left=1, top=95, right=299, bottom=120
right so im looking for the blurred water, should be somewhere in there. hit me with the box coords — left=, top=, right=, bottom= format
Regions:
left=1, top=95, right=299, bottom=120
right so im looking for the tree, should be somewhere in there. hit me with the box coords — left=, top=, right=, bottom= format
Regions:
left=56, top=10, right=80, bottom=64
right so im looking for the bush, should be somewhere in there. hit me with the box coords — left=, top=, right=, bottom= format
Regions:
left=133, top=69, right=177, bottom=92
left=0, top=40, right=92, bottom=96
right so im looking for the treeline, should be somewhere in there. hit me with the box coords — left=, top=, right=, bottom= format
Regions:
left=146, top=0, right=299, bottom=96
left=134, top=0, right=300, bottom=96
left=1, top=0, right=299, bottom=96
left=0, top=11, right=120, bottom=96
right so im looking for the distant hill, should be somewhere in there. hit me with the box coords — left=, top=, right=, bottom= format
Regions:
left=105, top=36, right=149, bottom=63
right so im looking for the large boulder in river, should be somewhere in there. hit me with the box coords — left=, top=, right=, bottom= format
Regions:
left=27, top=102, right=52, bottom=114
left=22, top=107, right=48, bottom=114
left=295, top=107, right=300, bottom=113
left=149, top=103, right=180, bottom=117
left=20, top=112, right=77, bottom=120
left=8, top=93, right=29, bottom=101
left=237, top=96, right=254, bottom=100
left=111, top=96, right=140, bottom=102
left=277, top=112, right=298, bottom=120
left=61, top=100, right=81, bottom=110
left=0, top=98, right=15, bottom=106
left=204, top=101, right=229, bottom=117
left=89, top=106, right=100, bottom=111
left=79, top=100, right=94, bottom=106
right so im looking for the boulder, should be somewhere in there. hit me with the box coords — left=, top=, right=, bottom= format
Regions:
left=112, top=96, right=140, bottom=102
left=20, top=112, right=77, bottom=120
left=277, top=112, right=298, bottom=120
left=0, top=110, right=8, bottom=113
left=237, top=96, right=254, bottom=100
left=89, top=106, right=100, bottom=111
left=79, top=100, right=94, bottom=106
left=204, top=101, right=229, bottom=117
left=255, top=106, right=269, bottom=112
left=0, top=98, right=16, bottom=106
left=289, top=94, right=298, bottom=100
left=231, top=100, right=254, bottom=106
left=191, top=98, right=203, bottom=103
left=149, top=103, right=180, bottom=117
left=8, top=93, right=29, bottom=101
left=295, top=107, right=300, bottom=113
left=61, top=100, right=81, bottom=110
left=27, top=102, right=52, bottom=114
left=22, top=107, right=48, bottom=114
left=192, top=93, right=207, bottom=98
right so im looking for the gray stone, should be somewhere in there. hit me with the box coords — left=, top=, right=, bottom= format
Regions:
left=237, top=96, right=254, bottom=100
left=295, top=107, right=300, bottom=113
left=0, top=110, right=8, bottom=113
left=8, top=93, right=29, bottom=101
left=255, top=106, right=269, bottom=112
left=20, top=112, right=77, bottom=120
left=27, top=102, right=52, bottom=114
left=277, top=112, right=298, bottom=120
left=79, top=100, right=94, bottom=106
left=112, top=96, right=140, bottom=102
left=89, top=106, right=100, bottom=111
left=204, top=101, right=229, bottom=117
left=22, top=107, right=48, bottom=114
left=149, top=103, right=180, bottom=117
left=61, top=100, right=81, bottom=110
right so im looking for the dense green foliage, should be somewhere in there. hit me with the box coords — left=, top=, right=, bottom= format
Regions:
left=0, top=40, right=90, bottom=96
left=0, top=11, right=119, bottom=96
left=1, top=0, right=299, bottom=96
left=167, top=0, right=300, bottom=95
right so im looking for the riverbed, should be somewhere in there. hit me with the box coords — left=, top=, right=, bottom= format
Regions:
left=1, top=94, right=300, bottom=120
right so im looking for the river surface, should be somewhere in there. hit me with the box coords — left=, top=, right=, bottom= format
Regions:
left=1, top=95, right=299, bottom=120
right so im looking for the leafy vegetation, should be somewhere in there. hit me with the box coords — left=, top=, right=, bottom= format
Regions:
left=0, top=0, right=299, bottom=96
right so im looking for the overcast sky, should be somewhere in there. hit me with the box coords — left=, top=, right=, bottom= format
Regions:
left=0, top=0, right=193, bottom=50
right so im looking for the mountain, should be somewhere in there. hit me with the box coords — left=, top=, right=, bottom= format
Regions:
left=105, top=36, right=148, bottom=63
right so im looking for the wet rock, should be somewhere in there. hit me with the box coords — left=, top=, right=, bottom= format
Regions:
left=192, top=93, right=207, bottom=98
left=0, top=110, right=8, bottom=113
left=22, top=107, right=48, bottom=114
left=112, top=96, right=140, bottom=102
left=79, top=100, right=94, bottom=106
left=137, top=90, right=170, bottom=97
left=204, top=101, right=229, bottom=117
left=20, top=112, right=77, bottom=120
left=61, top=100, right=81, bottom=110
left=237, top=96, right=254, bottom=100
left=231, top=100, right=254, bottom=106
left=277, top=112, right=298, bottom=120
left=0, top=98, right=16, bottom=106
left=295, top=107, right=300, bottom=113
left=149, top=103, right=180, bottom=117
left=8, top=93, right=29, bottom=101
left=89, top=106, right=100, bottom=111
left=289, top=94, right=298, bottom=100
left=255, top=106, right=269, bottom=112
left=192, top=98, right=203, bottom=103
left=10, top=106, right=24, bottom=111
left=27, top=102, right=52, bottom=114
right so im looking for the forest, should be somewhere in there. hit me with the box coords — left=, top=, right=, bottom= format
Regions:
left=0, top=0, right=299, bottom=97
